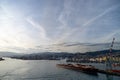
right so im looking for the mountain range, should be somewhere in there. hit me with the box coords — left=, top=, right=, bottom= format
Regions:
left=6, top=49, right=120, bottom=60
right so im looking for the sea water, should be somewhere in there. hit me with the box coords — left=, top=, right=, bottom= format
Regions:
left=0, top=58, right=120, bottom=80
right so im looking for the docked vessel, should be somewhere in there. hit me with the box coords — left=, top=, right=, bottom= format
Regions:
left=57, top=63, right=98, bottom=75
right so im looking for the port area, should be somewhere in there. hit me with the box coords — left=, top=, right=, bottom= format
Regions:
left=56, top=64, right=120, bottom=76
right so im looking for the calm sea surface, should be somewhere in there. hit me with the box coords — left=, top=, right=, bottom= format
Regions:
left=0, top=58, right=120, bottom=80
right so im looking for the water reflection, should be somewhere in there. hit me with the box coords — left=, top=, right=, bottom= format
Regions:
left=106, top=75, right=113, bottom=80
left=0, top=58, right=29, bottom=80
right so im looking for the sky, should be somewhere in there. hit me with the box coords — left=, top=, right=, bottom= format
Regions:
left=0, top=0, right=120, bottom=53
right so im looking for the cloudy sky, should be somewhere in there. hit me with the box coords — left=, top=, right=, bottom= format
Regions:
left=0, top=0, right=120, bottom=53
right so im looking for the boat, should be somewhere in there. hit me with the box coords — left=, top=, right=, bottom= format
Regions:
left=57, top=63, right=98, bottom=75
left=0, top=57, right=4, bottom=61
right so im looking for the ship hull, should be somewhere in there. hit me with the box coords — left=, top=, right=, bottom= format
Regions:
left=57, top=64, right=98, bottom=75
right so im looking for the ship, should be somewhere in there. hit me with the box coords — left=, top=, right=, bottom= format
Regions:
left=57, top=63, right=98, bottom=75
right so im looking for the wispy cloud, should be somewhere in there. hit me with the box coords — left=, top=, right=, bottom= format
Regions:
left=0, top=0, right=120, bottom=53
left=97, top=30, right=120, bottom=43
left=82, top=4, right=120, bottom=27
left=56, top=3, right=120, bottom=43
left=54, top=0, right=75, bottom=44
left=26, top=17, right=50, bottom=45
left=26, top=17, right=47, bottom=38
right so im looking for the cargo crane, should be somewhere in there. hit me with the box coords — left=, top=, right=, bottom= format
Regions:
left=106, top=38, right=120, bottom=73
left=106, top=38, right=115, bottom=71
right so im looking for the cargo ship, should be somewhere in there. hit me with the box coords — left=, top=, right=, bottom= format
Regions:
left=57, top=63, right=98, bottom=75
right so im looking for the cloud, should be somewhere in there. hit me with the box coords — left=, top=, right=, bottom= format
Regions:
left=26, top=17, right=50, bottom=45
left=54, top=0, right=76, bottom=43
left=0, top=5, right=36, bottom=52
left=37, top=1, right=120, bottom=52
left=0, top=0, right=120, bottom=53
left=56, top=3, right=120, bottom=44
left=82, top=4, right=120, bottom=27
left=47, top=2, right=120, bottom=53
left=97, top=30, right=120, bottom=43
left=74, top=4, right=120, bottom=35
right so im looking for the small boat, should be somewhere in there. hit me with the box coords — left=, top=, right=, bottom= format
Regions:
left=57, top=63, right=98, bottom=75
left=0, top=57, right=4, bottom=61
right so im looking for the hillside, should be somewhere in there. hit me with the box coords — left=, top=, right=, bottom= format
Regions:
left=10, top=49, right=120, bottom=60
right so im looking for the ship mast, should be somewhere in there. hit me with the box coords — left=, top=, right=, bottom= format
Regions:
left=106, top=38, right=115, bottom=71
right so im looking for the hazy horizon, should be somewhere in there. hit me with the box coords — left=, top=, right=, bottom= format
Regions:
left=0, top=0, right=120, bottom=53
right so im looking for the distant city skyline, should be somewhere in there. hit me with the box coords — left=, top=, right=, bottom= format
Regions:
left=0, top=0, right=120, bottom=53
